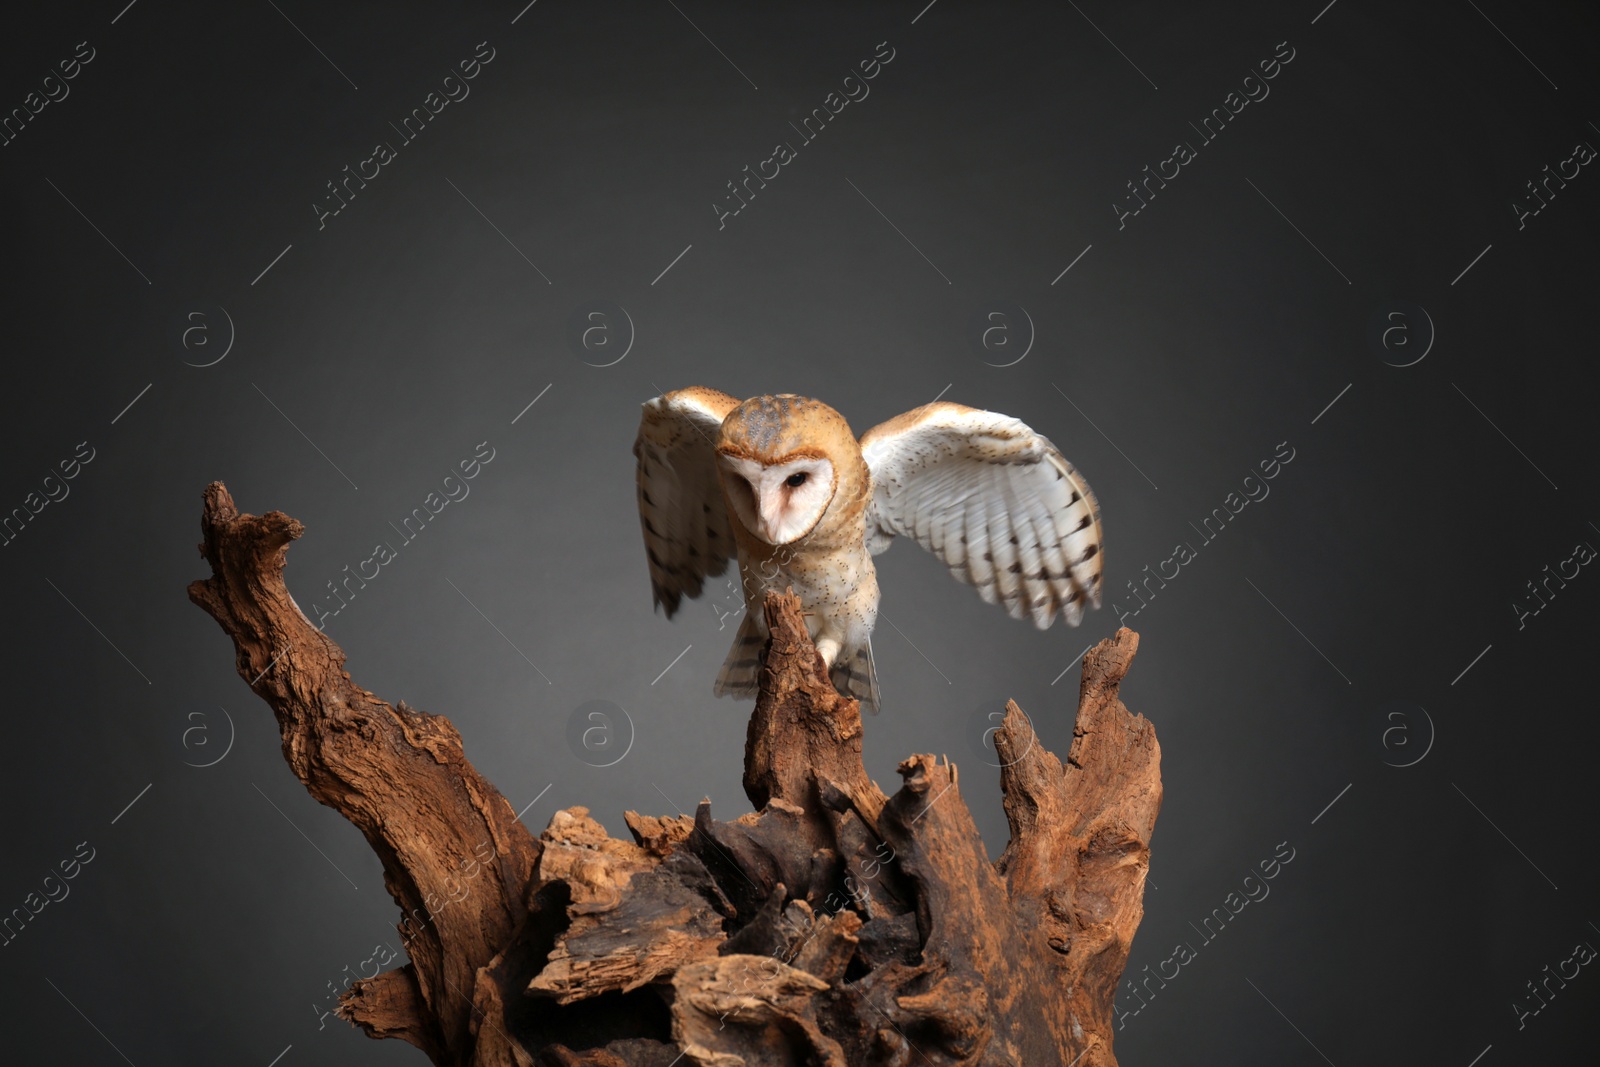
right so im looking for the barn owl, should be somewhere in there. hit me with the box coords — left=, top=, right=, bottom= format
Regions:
left=634, top=389, right=1103, bottom=712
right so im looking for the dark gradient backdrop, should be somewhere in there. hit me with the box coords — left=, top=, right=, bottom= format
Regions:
left=2, top=1, right=1597, bottom=1063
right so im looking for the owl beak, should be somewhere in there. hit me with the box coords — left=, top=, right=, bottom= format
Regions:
left=757, top=496, right=786, bottom=544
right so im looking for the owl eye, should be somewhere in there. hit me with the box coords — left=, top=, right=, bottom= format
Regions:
left=785, top=472, right=809, bottom=488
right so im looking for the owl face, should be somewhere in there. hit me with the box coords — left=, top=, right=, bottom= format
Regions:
left=718, top=452, right=837, bottom=545
left=714, top=393, right=865, bottom=546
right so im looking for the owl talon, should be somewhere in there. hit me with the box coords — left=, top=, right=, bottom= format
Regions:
left=816, top=637, right=841, bottom=669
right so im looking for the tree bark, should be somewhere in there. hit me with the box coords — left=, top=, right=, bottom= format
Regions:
left=189, top=482, right=1160, bottom=1066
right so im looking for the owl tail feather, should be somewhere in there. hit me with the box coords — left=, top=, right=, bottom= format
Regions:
left=713, top=612, right=765, bottom=700
left=830, top=637, right=881, bottom=715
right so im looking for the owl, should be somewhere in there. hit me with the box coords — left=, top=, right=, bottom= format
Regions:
left=633, top=389, right=1103, bottom=712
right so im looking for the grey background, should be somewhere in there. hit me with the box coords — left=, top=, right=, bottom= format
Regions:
left=2, top=0, right=1596, bottom=1063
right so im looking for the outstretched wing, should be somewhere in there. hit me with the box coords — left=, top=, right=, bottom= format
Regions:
left=859, top=401, right=1103, bottom=629
left=634, top=387, right=742, bottom=617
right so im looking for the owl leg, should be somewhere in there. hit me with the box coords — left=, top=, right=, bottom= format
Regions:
left=815, top=636, right=841, bottom=669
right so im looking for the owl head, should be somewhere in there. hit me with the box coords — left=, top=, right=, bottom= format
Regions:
left=716, top=394, right=864, bottom=545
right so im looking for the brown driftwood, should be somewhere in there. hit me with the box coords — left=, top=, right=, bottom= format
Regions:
left=189, top=482, right=1161, bottom=1066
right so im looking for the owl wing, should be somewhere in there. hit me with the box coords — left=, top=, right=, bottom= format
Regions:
left=634, top=387, right=742, bottom=617
left=859, top=401, right=1103, bottom=629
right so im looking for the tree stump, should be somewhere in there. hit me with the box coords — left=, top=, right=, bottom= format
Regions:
left=188, top=482, right=1161, bottom=1066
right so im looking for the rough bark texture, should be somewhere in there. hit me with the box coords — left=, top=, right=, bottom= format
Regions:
left=190, top=482, right=1161, bottom=1066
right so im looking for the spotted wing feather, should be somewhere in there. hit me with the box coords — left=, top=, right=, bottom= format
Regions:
left=859, top=402, right=1103, bottom=628
left=634, top=387, right=742, bottom=617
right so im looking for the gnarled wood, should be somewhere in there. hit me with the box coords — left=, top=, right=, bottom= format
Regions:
left=189, top=483, right=1160, bottom=1065
left=187, top=482, right=539, bottom=1063
left=995, top=630, right=1160, bottom=1056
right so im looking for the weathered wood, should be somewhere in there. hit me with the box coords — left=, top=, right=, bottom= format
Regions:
left=995, top=630, right=1160, bottom=1060
left=189, top=483, right=1160, bottom=1065
left=671, top=955, right=843, bottom=1066
left=529, top=810, right=726, bottom=1004
left=187, top=483, right=539, bottom=1063
left=742, top=594, right=888, bottom=831
left=340, top=966, right=443, bottom=1062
